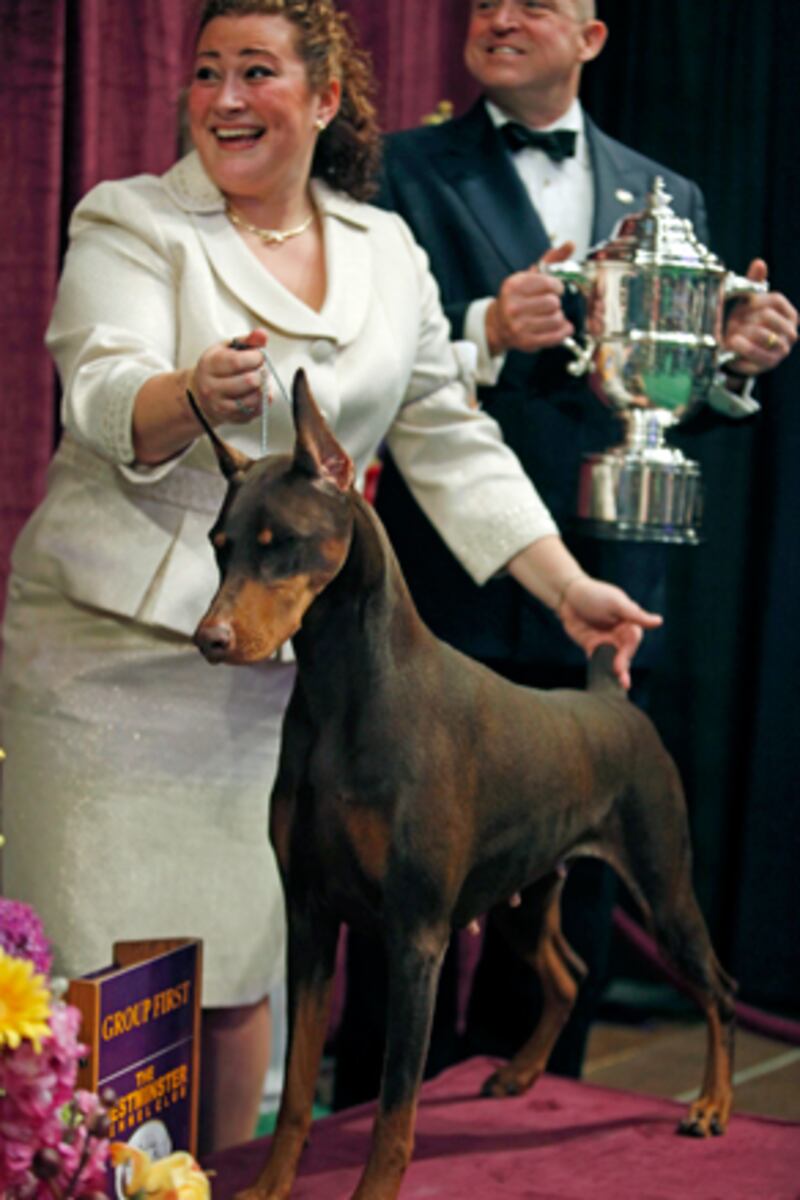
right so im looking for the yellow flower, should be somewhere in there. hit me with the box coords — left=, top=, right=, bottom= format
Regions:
left=0, top=946, right=52, bottom=1051
left=110, top=1145, right=211, bottom=1200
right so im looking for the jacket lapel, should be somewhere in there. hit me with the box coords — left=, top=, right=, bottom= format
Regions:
left=316, top=185, right=372, bottom=346
left=587, top=117, right=656, bottom=244
left=163, top=153, right=371, bottom=346
left=435, top=100, right=553, bottom=272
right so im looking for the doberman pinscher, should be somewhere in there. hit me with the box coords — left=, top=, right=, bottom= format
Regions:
left=193, top=371, right=736, bottom=1200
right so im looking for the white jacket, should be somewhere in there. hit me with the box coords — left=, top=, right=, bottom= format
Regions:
left=11, top=151, right=556, bottom=636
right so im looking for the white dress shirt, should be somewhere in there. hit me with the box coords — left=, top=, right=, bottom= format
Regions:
left=486, top=96, right=594, bottom=259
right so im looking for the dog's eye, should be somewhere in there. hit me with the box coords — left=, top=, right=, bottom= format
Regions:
left=259, top=529, right=295, bottom=553
left=258, top=532, right=302, bottom=577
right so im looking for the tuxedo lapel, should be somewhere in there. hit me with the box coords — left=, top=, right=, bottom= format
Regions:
left=435, top=101, right=553, bottom=272
left=587, top=118, right=657, bottom=244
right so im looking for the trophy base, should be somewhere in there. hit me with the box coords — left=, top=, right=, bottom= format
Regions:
left=576, top=446, right=703, bottom=546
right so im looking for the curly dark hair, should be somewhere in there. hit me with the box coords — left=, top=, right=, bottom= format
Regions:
left=195, top=0, right=380, bottom=200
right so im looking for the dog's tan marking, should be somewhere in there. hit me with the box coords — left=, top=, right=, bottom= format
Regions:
left=258, top=528, right=274, bottom=545
left=247, top=981, right=334, bottom=1200
left=212, top=531, right=227, bottom=549
left=316, top=534, right=350, bottom=573
left=229, top=576, right=319, bottom=661
left=198, top=531, right=352, bottom=665
left=678, top=993, right=734, bottom=1135
left=341, top=808, right=391, bottom=883
left=483, top=880, right=583, bottom=1097
left=357, top=1102, right=417, bottom=1199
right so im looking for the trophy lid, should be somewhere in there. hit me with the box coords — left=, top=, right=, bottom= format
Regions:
left=590, top=176, right=723, bottom=271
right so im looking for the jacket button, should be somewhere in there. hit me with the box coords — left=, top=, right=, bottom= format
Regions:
left=310, top=339, right=335, bottom=362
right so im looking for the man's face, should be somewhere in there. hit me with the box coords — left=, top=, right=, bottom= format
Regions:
left=465, top=0, right=600, bottom=104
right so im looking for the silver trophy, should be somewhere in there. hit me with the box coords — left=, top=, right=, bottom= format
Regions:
left=545, top=177, right=767, bottom=544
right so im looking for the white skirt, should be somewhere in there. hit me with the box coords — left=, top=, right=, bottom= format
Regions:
left=0, top=575, right=296, bottom=1008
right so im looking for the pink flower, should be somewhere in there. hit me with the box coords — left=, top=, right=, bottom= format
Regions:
left=0, top=1003, right=110, bottom=1199
left=0, top=901, right=53, bottom=977
left=0, top=900, right=110, bottom=1198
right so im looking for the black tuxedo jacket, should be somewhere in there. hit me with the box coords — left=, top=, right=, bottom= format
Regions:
left=374, top=100, right=709, bottom=668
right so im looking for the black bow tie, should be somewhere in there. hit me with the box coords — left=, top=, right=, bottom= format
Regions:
left=501, top=122, right=577, bottom=163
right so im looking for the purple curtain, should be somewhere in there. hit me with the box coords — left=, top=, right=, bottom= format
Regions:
left=343, top=0, right=476, bottom=129
left=1, top=0, right=204, bottom=610
left=0, top=0, right=475, bottom=612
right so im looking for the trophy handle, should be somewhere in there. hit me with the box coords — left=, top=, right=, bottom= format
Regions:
left=724, top=271, right=769, bottom=300
left=562, top=335, right=596, bottom=376
left=717, top=272, right=770, bottom=367
left=539, top=259, right=594, bottom=376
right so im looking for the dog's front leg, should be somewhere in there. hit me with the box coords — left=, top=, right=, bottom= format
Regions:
left=351, top=917, right=449, bottom=1200
left=238, top=904, right=339, bottom=1200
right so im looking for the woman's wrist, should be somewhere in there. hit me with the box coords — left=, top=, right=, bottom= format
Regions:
left=184, top=369, right=209, bottom=427
left=506, top=536, right=589, bottom=613
left=555, top=573, right=587, bottom=613
left=132, top=368, right=201, bottom=466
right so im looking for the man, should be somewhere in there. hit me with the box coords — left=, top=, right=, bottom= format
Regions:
left=333, top=0, right=798, bottom=1108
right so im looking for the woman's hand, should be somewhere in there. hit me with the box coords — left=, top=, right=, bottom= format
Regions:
left=189, top=328, right=270, bottom=426
left=558, top=575, right=663, bottom=691
left=506, top=537, right=662, bottom=691
left=132, top=329, right=271, bottom=466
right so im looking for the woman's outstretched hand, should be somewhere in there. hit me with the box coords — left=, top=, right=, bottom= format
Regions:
left=507, top=535, right=663, bottom=691
left=557, top=575, right=663, bottom=691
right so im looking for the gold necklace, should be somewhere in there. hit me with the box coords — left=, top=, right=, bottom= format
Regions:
left=226, top=203, right=315, bottom=246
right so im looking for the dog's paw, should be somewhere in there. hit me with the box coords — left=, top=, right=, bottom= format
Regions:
left=481, top=1071, right=519, bottom=1098
left=480, top=1065, right=538, bottom=1098
left=677, top=1097, right=730, bottom=1138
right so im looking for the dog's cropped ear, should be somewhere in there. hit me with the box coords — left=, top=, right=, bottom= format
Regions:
left=292, top=369, right=354, bottom=493
left=187, top=388, right=254, bottom=483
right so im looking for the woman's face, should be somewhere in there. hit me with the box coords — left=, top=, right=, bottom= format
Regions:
left=188, top=14, right=339, bottom=203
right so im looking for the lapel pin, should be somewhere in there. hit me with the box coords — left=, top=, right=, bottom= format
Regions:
left=615, top=188, right=634, bottom=204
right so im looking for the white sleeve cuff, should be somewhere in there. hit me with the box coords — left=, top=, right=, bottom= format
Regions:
left=464, top=298, right=507, bottom=386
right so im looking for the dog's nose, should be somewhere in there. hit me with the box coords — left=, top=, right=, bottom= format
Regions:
left=194, top=620, right=235, bottom=663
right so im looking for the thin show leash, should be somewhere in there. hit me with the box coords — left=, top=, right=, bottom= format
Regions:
left=229, top=337, right=292, bottom=456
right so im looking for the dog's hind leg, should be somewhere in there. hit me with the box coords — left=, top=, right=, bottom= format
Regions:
left=481, top=869, right=587, bottom=1099
left=242, top=905, right=339, bottom=1200
left=613, top=781, right=736, bottom=1138
left=351, top=913, right=450, bottom=1200
left=649, top=878, right=736, bottom=1137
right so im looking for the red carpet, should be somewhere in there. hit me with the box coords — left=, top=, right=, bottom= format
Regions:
left=205, top=1057, right=800, bottom=1199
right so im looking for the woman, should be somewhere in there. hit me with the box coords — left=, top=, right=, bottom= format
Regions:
left=0, top=0, right=659, bottom=1153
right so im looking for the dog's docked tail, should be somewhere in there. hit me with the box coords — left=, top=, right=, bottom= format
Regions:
left=587, top=644, right=626, bottom=696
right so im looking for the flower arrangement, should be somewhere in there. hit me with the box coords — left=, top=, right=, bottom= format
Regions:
left=0, top=898, right=113, bottom=1200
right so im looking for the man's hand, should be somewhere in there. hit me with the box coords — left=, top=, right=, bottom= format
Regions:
left=723, top=259, right=798, bottom=376
left=558, top=576, right=663, bottom=692
left=485, top=242, right=576, bottom=356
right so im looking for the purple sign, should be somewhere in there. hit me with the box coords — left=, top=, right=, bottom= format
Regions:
left=96, top=943, right=197, bottom=1079
left=106, top=1038, right=193, bottom=1151
left=76, top=941, right=200, bottom=1196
